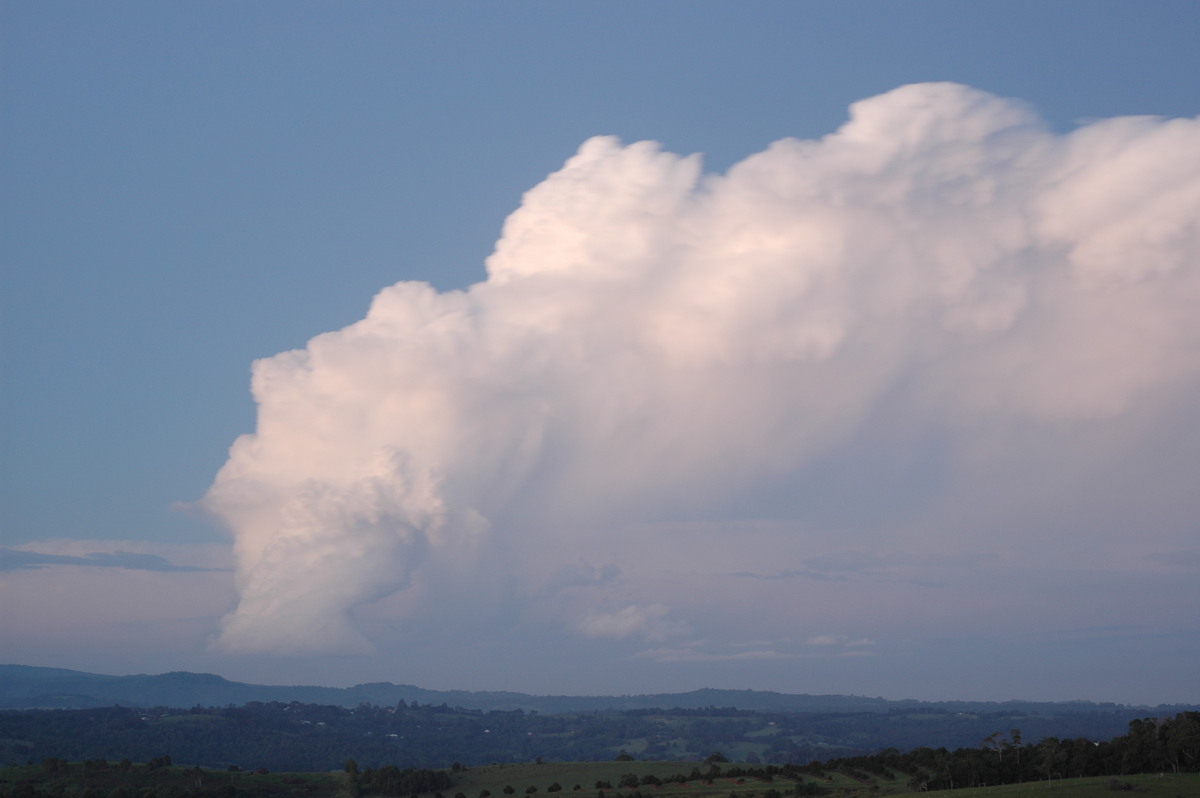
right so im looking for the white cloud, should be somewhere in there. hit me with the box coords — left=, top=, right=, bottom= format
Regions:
left=200, top=83, right=1200, bottom=661
left=575, top=604, right=677, bottom=641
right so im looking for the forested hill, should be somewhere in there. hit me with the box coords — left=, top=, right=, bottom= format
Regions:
left=1, top=665, right=1191, bottom=716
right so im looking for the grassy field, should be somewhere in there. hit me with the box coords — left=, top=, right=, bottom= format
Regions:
left=445, top=766, right=1200, bottom=798
left=0, top=761, right=345, bottom=798
left=929, top=773, right=1200, bottom=798
left=3, top=760, right=1197, bottom=798
left=450, top=760, right=845, bottom=791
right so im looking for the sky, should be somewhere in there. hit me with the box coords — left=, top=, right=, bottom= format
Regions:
left=2, top=1, right=1199, bottom=706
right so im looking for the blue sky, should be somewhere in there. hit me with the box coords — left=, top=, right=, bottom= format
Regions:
left=2, top=1, right=1199, bottom=704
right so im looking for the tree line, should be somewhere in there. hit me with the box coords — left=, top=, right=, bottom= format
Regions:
left=0, top=712, right=1197, bottom=798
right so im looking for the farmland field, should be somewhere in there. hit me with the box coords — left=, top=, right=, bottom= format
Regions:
left=3, top=758, right=1199, bottom=798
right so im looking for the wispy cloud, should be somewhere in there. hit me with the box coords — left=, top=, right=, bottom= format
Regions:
left=532, top=561, right=623, bottom=598
left=735, top=550, right=886, bottom=583
left=574, top=604, right=683, bottom=641
left=807, top=635, right=875, bottom=650
left=1147, top=550, right=1200, bottom=570
left=634, top=646, right=796, bottom=663
left=1028, top=624, right=1145, bottom=642
left=0, top=547, right=227, bottom=573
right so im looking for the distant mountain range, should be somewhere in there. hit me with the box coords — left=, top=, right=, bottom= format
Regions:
left=2, top=664, right=1192, bottom=715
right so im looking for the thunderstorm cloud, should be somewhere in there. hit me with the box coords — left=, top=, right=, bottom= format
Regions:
left=202, top=83, right=1200, bottom=657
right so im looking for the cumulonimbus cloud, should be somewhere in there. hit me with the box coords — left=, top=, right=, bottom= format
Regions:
left=202, top=83, right=1200, bottom=655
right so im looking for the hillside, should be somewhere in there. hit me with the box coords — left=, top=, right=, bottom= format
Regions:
left=1, top=665, right=1189, bottom=716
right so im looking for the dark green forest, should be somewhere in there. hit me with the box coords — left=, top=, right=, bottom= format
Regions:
left=0, top=700, right=1167, bottom=771
left=2, top=698, right=1198, bottom=778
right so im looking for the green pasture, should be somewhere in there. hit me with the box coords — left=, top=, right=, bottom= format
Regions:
left=450, top=761, right=701, bottom=793
left=445, top=761, right=848, bottom=798
left=0, top=761, right=342, bottom=798
left=3, top=760, right=1198, bottom=798
left=440, top=766, right=1200, bottom=798
left=922, top=773, right=1200, bottom=798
